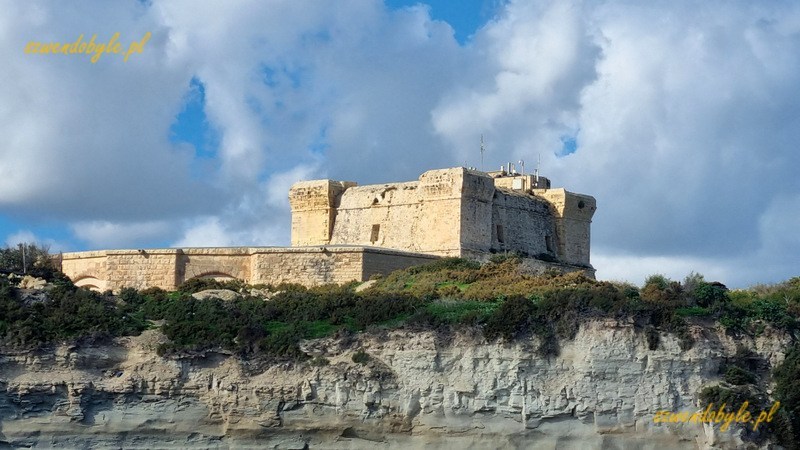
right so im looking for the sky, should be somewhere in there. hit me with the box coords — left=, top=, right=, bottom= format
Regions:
left=1, top=0, right=798, bottom=288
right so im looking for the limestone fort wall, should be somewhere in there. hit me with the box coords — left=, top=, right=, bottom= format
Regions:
left=290, top=167, right=596, bottom=266
left=61, top=166, right=596, bottom=291
left=61, top=247, right=437, bottom=291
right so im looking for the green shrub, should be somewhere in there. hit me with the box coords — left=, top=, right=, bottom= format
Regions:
left=484, top=296, right=535, bottom=341
left=725, top=366, right=757, bottom=385
left=310, top=356, right=330, bottom=367
left=774, top=344, right=800, bottom=446
left=645, top=326, right=659, bottom=350
left=693, top=282, right=728, bottom=308
left=424, top=300, right=499, bottom=325
left=644, top=274, right=670, bottom=291
left=176, top=277, right=245, bottom=294
left=0, top=243, right=59, bottom=279
left=254, top=323, right=308, bottom=359
left=618, top=283, right=640, bottom=300
left=699, top=385, right=763, bottom=410
left=488, top=253, right=522, bottom=265
left=408, top=258, right=480, bottom=274
left=352, top=350, right=370, bottom=365
left=675, top=306, right=711, bottom=317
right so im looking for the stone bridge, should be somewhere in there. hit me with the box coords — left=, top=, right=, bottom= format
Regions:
left=60, top=246, right=437, bottom=292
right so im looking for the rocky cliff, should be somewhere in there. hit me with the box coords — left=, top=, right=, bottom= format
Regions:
left=0, top=320, right=790, bottom=449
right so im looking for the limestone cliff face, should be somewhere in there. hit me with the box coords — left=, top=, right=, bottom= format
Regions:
left=0, top=321, right=789, bottom=449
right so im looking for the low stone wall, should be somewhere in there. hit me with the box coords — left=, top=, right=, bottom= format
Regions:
left=60, top=246, right=438, bottom=292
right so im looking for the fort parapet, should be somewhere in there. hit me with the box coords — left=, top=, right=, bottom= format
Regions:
left=60, top=167, right=596, bottom=291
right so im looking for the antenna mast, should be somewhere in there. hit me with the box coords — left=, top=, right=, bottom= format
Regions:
left=535, top=154, right=540, bottom=186
left=480, top=134, right=485, bottom=171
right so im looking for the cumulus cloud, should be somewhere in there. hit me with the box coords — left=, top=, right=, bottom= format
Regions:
left=573, top=1, right=800, bottom=262
left=2, top=0, right=798, bottom=287
left=431, top=0, right=800, bottom=286
left=433, top=0, right=600, bottom=162
left=4, top=229, right=69, bottom=253
left=0, top=1, right=222, bottom=222
left=4, top=230, right=38, bottom=248
left=70, top=220, right=175, bottom=249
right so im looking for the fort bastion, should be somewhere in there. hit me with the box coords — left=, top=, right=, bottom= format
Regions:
left=60, top=167, right=596, bottom=291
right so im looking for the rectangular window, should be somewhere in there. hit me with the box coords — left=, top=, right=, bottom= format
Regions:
left=370, top=224, right=380, bottom=243
left=496, top=224, right=505, bottom=244
left=545, top=235, right=553, bottom=252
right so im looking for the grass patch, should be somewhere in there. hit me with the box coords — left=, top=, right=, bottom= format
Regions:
left=425, top=300, right=499, bottom=323
left=306, top=320, right=337, bottom=339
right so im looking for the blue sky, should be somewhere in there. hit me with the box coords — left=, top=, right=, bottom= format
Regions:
left=2, top=0, right=799, bottom=287
left=385, top=0, right=499, bottom=44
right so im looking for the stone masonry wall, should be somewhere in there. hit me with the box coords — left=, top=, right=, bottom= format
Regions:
left=360, top=249, right=438, bottom=280
left=60, top=251, right=109, bottom=291
left=60, top=247, right=438, bottom=292
left=327, top=172, right=465, bottom=256
left=533, top=188, right=596, bottom=267
left=488, top=190, right=557, bottom=257
left=291, top=168, right=596, bottom=268
left=289, top=180, right=356, bottom=246
left=104, top=250, right=180, bottom=291
left=180, top=248, right=251, bottom=281
left=249, top=248, right=363, bottom=286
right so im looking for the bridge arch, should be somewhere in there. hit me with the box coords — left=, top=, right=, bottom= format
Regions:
left=187, top=271, right=238, bottom=282
left=73, top=275, right=107, bottom=292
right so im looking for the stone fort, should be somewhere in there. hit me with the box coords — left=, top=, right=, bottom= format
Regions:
left=60, top=167, right=596, bottom=291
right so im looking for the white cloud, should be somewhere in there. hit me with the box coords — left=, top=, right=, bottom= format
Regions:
left=263, top=164, right=320, bottom=209
left=4, top=229, right=69, bottom=253
left=432, top=0, right=599, bottom=166
left=0, top=1, right=223, bottom=222
left=2, top=0, right=798, bottom=287
left=593, top=252, right=731, bottom=287
left=432, top=0, right=800, bottom=287
left=172, top=217, right=231, bottom=248
left=4, top=230, right=37, bottom=248
left=70, top=220, right=174, bottom=249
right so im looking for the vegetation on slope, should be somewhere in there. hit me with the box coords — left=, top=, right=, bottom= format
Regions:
left=1, top=244, right=800, bottom=444
left=1, top=248, right=797, bottom=361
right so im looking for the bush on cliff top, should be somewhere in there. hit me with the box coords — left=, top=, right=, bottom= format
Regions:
left=1, top=256, right=799, bottom=364
left=0, top=279, right=148, bottom=348
left=0, top=243, right=60, bottom=280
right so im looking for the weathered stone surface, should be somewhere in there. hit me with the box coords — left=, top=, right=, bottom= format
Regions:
left=291, top=167, right=596, bottom=267
left=18, top=275, right=47, bottom=289
left=60, top=247, right=437, bottom=292
left=0, top=321, right=788, bottom=449
left=354, top=280, right=378, bottom=293
left=17, top=288, right=49, bottom=306
left=191, top=289, right=241, bottom=301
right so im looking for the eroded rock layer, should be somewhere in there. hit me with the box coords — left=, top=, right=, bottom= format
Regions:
left=0, top=321, right=788, bottom=449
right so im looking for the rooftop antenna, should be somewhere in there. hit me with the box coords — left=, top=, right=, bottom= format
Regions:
left=480, top=134, right=485, bottom=171
left=535, top=154, right=541, bottom=186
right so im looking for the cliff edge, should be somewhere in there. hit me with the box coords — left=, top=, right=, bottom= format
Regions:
left=0, top=321, right=790, bottom=449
